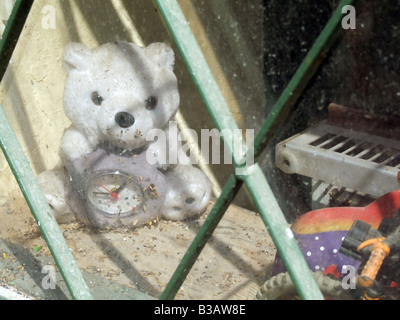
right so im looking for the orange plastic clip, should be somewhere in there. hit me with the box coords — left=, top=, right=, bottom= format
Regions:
left=362, top=292, right=381, bottom=300
left=357, top=238, right=390, bottom=288
left=357, top=237, right=386, bottom=251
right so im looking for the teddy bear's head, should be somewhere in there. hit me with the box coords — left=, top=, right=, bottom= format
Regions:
left=62, top=42, right=179, bottom=150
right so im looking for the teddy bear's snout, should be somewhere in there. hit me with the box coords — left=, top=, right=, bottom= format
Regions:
left=115, top=111, right=135, bottom=128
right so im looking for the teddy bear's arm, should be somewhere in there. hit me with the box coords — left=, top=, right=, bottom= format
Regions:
left=60, top=126, right=96, bottom=161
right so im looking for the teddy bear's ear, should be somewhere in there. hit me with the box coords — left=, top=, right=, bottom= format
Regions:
left=63, top=42, right=91, bottom=72
left=145, top=42, right=175, bottom=71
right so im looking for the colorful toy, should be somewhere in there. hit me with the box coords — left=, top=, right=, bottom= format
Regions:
left=264, top=190, right=400, bottom=299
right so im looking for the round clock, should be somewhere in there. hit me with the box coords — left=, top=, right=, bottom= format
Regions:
left=66, top=144, right=167, bottom=229
left=86, top=171, right=143, bottom=217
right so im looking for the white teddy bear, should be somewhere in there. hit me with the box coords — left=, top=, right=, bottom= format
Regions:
left=38, top=42, right=211, bottom=228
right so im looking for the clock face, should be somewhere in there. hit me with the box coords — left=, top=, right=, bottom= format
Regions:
left=86, top=171, right=143, bottom=216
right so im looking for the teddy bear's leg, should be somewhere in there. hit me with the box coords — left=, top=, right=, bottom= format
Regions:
left=37, top=168, right=75, bottom=224
left=163, top=165, right=212, bottom=221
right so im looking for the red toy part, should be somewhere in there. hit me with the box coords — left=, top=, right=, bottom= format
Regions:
left=323, top=265, right=341, bottom=278
left=292, top=190, right=400, bottom=234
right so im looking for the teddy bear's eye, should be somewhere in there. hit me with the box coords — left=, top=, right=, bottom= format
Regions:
left=145, top=96, right=158, bottom=110
left=91, top=91, right=104, bottom=106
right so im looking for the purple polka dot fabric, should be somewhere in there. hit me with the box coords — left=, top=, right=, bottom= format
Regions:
left=271, top=230, right=360, bottom=277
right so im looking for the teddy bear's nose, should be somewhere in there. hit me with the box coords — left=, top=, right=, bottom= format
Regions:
left=115, top=112, right=135, bottom=128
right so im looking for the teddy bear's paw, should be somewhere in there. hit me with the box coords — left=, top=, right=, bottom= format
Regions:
left=37, top=169, right=75, bottom=224
left=163, top=165, right=212, bottom=221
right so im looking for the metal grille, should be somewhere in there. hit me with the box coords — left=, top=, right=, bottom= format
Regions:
left=276, top=120, right=400, bottom=198
left=0, top=0, right=359, bottom=300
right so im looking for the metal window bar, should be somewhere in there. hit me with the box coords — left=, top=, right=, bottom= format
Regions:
left=155, top=0, right=358, bottom=300
left=0, top=0, right=92, bottom=300
left=0, top=0, right=357, bottom=300
left=0, top=0, right=32, bottom=80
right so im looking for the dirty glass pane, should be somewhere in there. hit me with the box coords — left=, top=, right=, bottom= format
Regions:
left=265, top=0, right=400, bottom=300
left=0, top=0, right=399, bottom=301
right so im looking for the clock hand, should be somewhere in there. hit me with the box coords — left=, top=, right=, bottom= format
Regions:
left=92, top=191, right=111, bottom=195
left=97, top=182, right=119, bottom=200
left=115, top=181, right=128, bottom=194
